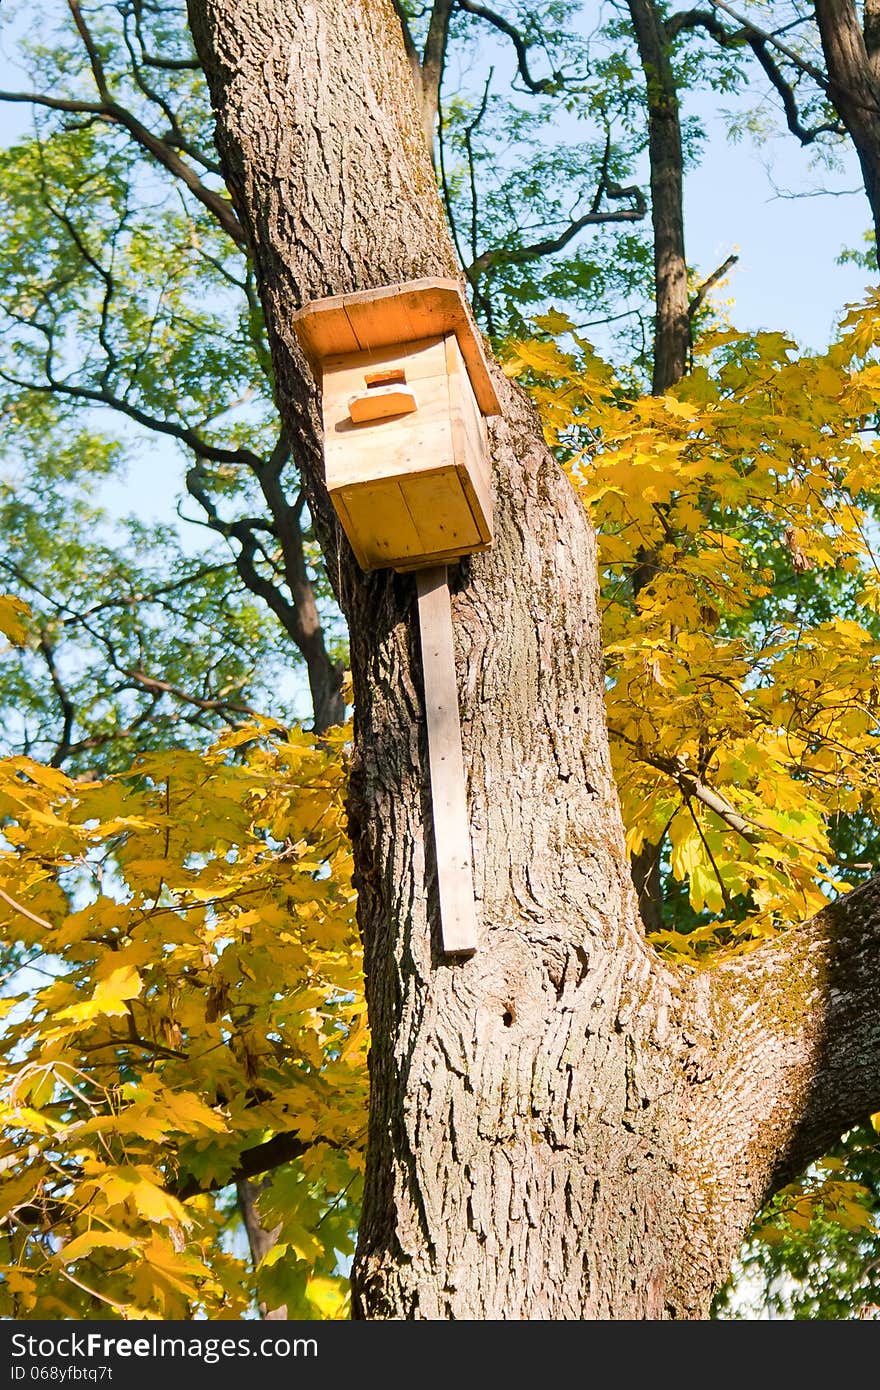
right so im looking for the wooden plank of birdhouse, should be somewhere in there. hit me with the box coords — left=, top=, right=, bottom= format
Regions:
left=392, top=539, right=492, bottom=572
left=347, top=385, right=418, bottom=423
left=416, top=566, right=478, bottom=956
left=336, top=479, right=424, bottom=569
left=445, top=337, right=494, bottom=544
left=295, top=304, right=358, bottom=360
left=325, top=421, right=455, bottom=491
left=292, top=278, right=501, bottom=417
left=401, top=471, right=481, bottom=558
left=321, top=337, right=448, bottom=395
left=446, top=335, right=489, bottom=468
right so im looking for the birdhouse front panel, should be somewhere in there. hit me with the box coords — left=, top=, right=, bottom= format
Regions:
left=320, top=332, right=493, bottom=572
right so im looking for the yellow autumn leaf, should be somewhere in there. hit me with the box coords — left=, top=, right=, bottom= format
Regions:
left=57, top=1230, right=142, bottom=1264
left=162, top=1091, right=229, bottom=1135
left=56, top=964, right=143, bottom=1023
left=129, top=1180, right=191, bottom=1227
left=0, top=595, right=30, bottom=646
left=305, top=1275, right=349, bottom=1318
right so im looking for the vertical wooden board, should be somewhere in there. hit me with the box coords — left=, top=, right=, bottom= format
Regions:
left=458, top=347, right=491, bottom=473
left=416, top=567, right=478, bottom=955
left=459, top=466, right=493, bottom=547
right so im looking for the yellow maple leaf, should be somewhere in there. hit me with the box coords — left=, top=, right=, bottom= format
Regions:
left=57, top=1230, right=142, bottom=1264
left=0, top=595, right=30, bottom=646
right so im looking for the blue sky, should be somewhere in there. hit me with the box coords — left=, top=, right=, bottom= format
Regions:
left=683, top=95, right=870, bottom=349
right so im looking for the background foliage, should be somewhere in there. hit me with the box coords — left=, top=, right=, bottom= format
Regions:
left=1, top=0, right=879, bottom=1317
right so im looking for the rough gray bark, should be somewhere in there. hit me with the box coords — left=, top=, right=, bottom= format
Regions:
left=236, top=1178, right=287, bottom=1319
left=814, top=0, right=880, bottom=270
left=187, top=0, right=880, bottom=1319
left=628, top=0, right=690, bottom=393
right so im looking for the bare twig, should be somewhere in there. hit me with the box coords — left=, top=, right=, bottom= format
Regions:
left=688, top=252, right=739, bottom=319
left=0, top=888, right=55, bottom=934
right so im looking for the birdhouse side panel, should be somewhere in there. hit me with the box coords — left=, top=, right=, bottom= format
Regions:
left=445, top=336, right=493, bottom=547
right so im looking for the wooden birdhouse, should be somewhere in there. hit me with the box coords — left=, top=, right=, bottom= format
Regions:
left=293, top=278, right=501, bottom=960
left=292, top=277, right=500, bottom=572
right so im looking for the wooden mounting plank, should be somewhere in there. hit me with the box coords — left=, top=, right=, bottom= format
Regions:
left=292, top=278, right=501, bottom=417
left=416, top=566, right=478, bottom=956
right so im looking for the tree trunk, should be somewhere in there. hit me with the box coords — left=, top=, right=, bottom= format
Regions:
left=419, top=0, right=454, bottom=151
left=626, top=0, right=691, bottom=927
left=814, top=0, right=880, bottom=269
left=628, top=0, right=690, bottom=393
left=187, top=0, right=880, bottom=1319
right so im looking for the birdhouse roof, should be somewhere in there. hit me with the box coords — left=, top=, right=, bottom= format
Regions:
left=292, top=277, right=501, bottom=416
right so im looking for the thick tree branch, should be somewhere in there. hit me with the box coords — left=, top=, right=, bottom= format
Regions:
left=131, top=0, right=202, bottom=71
left=669, top=8, right=844, bottom=143
left=37, top=632, right=76, bottom=768
left=467, top=183, right=646, bottom=278
left=708, top=0, right=831, bottom=87
left=695, top=877, right=880, bottom=1213
left=13, top=1129, right=350, bottom=1226
left=173, top=1130, right=336, bottom=1200
left=0, top=85, right=243, bottom=241
left=666, top=7, right=743, bottom=41
left=0, top=90, right=107, bottom=117
left=117, top=668, right=256, bottom=718
left=463, top=71, right=493, bottom=269
left=814, top=0, right=880, bottom=265
left=0, top=1, right=244, bottom=246
left=184, top=460, right=343, bottom=733
left=0, top=368, right=263, bottom=469
left=236, top=1178, right=286, bottom=1318
left=628, top=0, right=690, bottom=393
left=749, top=37, right=845, bottom=142
left=253, top=445, right=345, bottom=735
left=688, top=251, right=738, bottom=319
left=119, top=10, right=223, bottom=174
left=456, top=0, right=561, bottom=93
